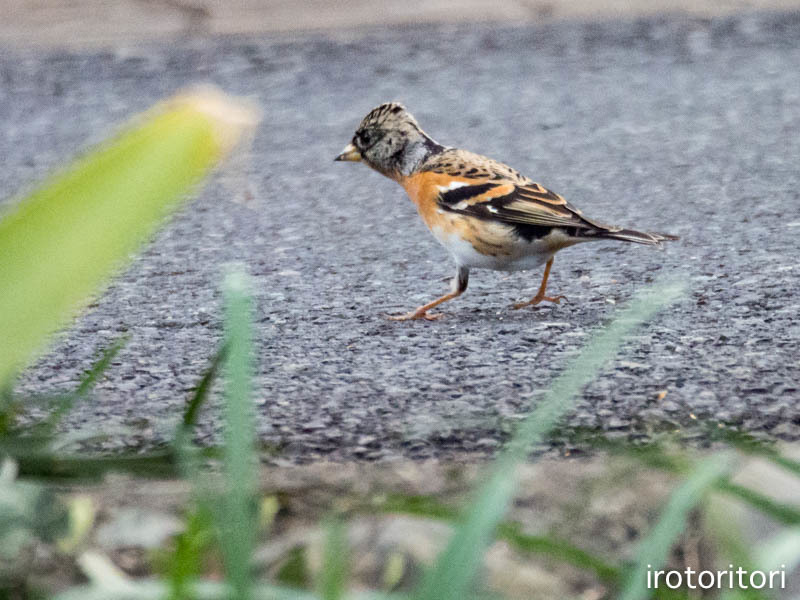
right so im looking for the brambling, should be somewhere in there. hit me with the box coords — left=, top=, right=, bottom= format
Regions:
left=336, top=102, right=677, bottom=321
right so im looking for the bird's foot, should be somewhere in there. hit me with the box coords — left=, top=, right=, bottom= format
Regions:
left=512, top=294, right=567, bottom=310
left=387, top=310, right=445, bottom=321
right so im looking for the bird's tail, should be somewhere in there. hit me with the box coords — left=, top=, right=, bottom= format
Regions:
left=596, top=228, right=679, bottom=246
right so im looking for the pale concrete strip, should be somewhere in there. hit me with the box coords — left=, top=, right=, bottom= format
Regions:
left=2, top=0, right=800, bottom=47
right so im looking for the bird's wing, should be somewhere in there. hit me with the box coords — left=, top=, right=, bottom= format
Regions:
left=422, top=149, right=617, bottom=232
left=435, top=178, right=616, bottom=232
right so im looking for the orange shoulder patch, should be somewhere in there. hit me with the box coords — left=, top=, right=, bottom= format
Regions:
left=401, top=171, right=474, bottom=208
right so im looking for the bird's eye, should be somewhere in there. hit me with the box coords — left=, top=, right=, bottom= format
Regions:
left=357, top=130, right=373, bottom=147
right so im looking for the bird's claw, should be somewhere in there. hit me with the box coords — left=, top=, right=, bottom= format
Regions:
left=387, top=311, right=445, bottom=321
left=512, top=294, right=568, bottom=310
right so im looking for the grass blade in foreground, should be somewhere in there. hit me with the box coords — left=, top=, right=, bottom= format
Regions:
left=380, top=494, right=620, bottom=584
left=219, top=268, right=257, bottom=600
left=413, top=280, right=684, bottom=600
left=182, top=343, right=228, bottom=432
left=619, top=453, right=734, bottom=600
left=173, top=342, right=228, bottom=478
left=706, top=498, right=769, bottom=600
left=37, top=335, right=128, bottom=434
left=717, top=480, right=800, bottom=526
left=319, top=518, right=348, bottom=600
left=0, top=87, right=260, bottom=386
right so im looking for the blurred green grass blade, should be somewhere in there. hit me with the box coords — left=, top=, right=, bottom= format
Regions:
left=587, top=434, right=691, bottom=474
left=380, top=494, right=619, bottom=584
left=75, top=336, right=128, bottom=397
left=717, top=480, right=800, bottom=525
left=619, top=453, right=735, bottom=600
left=706, top=497, right=770, bottom=600
left=183, top=343, right=228, bottom=431
left=37, top=336, right=128, bottom=433
left=10, top=451, right=178, bottom=480
left=0, top=88, right=259, bottom=387
left=496, top=522, right=620, bottom=584
left=380, top=494, right=459, bottom=520
left=173, top=343, right=228, bottom=489
left=414, top=280, right=684, bottom=600
left=767, top=454, right=800, bottom=478
left=410, top=456, right=518, bottom=600
left=166, top=506, right=215, bottom=600
left=711, top=426, right=800, bottom=478
left=219, top=268, right=257, bottom=600
left=0, top=383, right=19, bottom=434
left=276, top=546, right=312, bottom=588
left=319, top=518, right=348, bottom=600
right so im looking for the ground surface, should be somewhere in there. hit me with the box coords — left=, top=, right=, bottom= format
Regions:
left=11, top=452, right=800, bottom=598
left=2, top=12, right=800, bottom=460
left=3, top=456, right=681, bottom=598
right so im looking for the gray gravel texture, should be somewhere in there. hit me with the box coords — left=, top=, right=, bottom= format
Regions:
left=3, top=13, right=800, bottom=460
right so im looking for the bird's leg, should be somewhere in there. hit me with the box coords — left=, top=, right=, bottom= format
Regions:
left=513, top=257, right=567, bottom=309
left=389, top=266, right=469, bottom=321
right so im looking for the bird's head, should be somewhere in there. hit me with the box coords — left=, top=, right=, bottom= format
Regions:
left=335, top=102, right=441, bottom=179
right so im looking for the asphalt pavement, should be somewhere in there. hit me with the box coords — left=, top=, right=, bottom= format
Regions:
left=3, top=12, right=799, bottom=460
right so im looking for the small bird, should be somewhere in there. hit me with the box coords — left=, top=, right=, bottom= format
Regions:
left=335, top=102, right=677, bottom=321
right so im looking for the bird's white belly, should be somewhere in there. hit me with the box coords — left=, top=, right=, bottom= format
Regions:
left=431, top=226, right=554, bottom=272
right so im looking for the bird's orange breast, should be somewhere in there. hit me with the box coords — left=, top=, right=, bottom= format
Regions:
left=398, top=172, right=524, bottom=260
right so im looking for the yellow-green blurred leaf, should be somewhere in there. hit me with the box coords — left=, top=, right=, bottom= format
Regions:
left=0, top=87, right=259, bottom=386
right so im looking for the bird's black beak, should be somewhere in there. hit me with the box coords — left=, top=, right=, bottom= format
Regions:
left=334, top=143, right=362, bottom=162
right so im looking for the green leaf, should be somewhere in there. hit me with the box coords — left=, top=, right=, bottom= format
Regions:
left=167, top=506, right=215, bottom=600
left=319, top=518, right=348, bottom=600
left=10, top=451, right=178, bottom=481
left=173, top=342, right=227, bottom=475
left=218, top=268, right=257, bottom=600
left=183, top=343, right=227, bottom=431
left=0, top=88, right=259, bottom=387
left=276, top=546, right=312, bottom=589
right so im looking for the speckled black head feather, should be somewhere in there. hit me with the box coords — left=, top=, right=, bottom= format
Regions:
left=350, top=102, right=444, bottom=178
